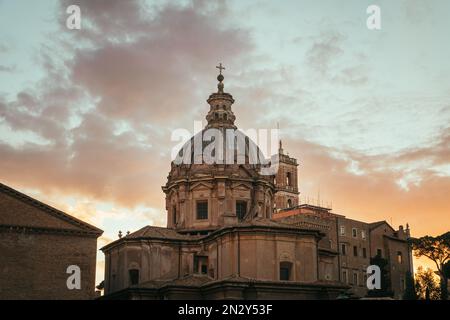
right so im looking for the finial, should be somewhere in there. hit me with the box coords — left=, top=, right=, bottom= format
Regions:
left=118, top=230, right=122, bottom=238
left=216, top=63, right=225, bottom=93
left=277, top=122, right=284, bottom=154
left=216, top=63, right=225, bottom=75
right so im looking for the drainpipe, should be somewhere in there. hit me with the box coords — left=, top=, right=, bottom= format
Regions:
left=178, top=243, right=181, bottom=278
left=336, top=217, right=341, bottom=281
left=237, top=231, right=241, bottom=276
left=216, top=238, right=219, bottom=280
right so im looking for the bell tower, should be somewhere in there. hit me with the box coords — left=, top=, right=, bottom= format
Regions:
left=274, top=140, right=299, bottom=210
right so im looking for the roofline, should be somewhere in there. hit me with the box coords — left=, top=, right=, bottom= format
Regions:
left=0, top=182, right=103, bottom=235
left=100, top=277, right=349, bottom=299
left=101, top=222, right=324, bottom=252
left=0, top=224, right=102, bottom=238
left=369, top=220, right=396, bottom=232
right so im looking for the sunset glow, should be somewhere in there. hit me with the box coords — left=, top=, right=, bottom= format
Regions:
left=1, top=0, right=449, bottom=285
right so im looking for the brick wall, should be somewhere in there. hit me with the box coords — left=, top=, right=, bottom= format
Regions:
left=0, top=229, right=98, bottom=300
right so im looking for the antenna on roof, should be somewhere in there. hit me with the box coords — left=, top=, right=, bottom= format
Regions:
left=317, top=186, right=321, bottom=207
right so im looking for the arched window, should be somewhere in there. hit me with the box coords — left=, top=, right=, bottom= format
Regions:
left=287, top=199, right=292, bottom=208
left=224, top=114, right=228, bottom=120
left=286, top=172, right=291, bottom=186
left=215, top=113, right=219, bottom=120
left=397, top=251, right=403, bottom=264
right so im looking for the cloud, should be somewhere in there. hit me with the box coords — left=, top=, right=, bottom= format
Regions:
left=282, top=129, right=450, bottom=237
left=0, top=65, right=15, bottom=73
left=306, top=30, right=344, bottom=76
left=0, top=0, right=253, bottom=211
left=0, top=43, right=8, bottom=53
left=65, top=2, right=251, bottom=125
left=0, top=1, right=449, bottom=283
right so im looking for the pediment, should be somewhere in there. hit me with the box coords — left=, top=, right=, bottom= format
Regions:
left=238, top=165, right=257, bottom=179
left=190, top=181, right=214, bottom=191
left=232, top=182, right=252, bottom=191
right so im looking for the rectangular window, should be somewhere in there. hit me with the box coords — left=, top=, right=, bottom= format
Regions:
left=280, top=262, right=292, bottom=281
left=353, top=272, right=358, bottom=286
left=342, top=270, right=348, bottom=283
left=236, top=201, right=247, bottom=221
left=352, top=228, right=357, bottom=238
left=196, top=201, right=208, bottom=220
left=341, top=244, right=347, bottom=255
left=363, top=247, right=367, bottom=258
left=340, top=225, right=346, bottom=236
left=361, top=230, right=366, bottom=240
left=377, top=248, right=382, bottom=257
left=194, top=256, right=208, bottom=274
left=172, top=205, right=177, bottom=225
left=129, top=269, right=139, bottom=286
left=353, top=246, right=358, bottom=257
left=397, top=251, right=403, bottom=264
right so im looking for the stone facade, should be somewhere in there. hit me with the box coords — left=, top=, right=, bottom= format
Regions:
left=101, top=221, right=348, bottom=299
left=273, top=146, right=299, bottom=210
left=0, top=183, right=103, bottom=300
left=101, top=70, right=348, bottom=299
left=101, top=68, right=412, bottom=300
left=273, top=205, right=413, bottom=299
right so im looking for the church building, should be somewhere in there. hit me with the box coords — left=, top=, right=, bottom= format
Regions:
left=100, top=67, right=348, bottom=300
left=100, top=66, right=412, bottom=300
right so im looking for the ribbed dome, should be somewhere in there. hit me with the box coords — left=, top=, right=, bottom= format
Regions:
left=173, top=128, right=269, bottom=168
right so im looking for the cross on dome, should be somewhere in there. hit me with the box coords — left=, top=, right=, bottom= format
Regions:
left=216, top=63, right=225, bottom=75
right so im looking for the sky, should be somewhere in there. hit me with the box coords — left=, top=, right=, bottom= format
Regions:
left=0, top=0, right=449, bottom=284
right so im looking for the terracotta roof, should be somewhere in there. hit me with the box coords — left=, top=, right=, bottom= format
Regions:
left=0, top=182, right=103, bottom=236
left=229, top=218, right=324, bottom=232
left=369, top=220, right=394, bottom=231
left=101, top=218, right=323, bottom=251
left=125, top=225, right=198, bottom=241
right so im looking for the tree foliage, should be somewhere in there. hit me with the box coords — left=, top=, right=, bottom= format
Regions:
left=410, top=232, right=450, bottom=300
left=403, top=271, right=417, bottom=300
left=367, top=254, right=393, bottom=297
left=414, top=266, right=440, bottom=300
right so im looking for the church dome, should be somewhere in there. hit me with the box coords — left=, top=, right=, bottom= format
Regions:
left=170, top=66, right=272, bottom=177
left=163, top=65, right=275, bottom=232
left=173, top=128, right=269, bottom=169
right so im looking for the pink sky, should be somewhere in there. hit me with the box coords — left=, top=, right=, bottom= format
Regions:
left=0, top=0, right=449, bottom=282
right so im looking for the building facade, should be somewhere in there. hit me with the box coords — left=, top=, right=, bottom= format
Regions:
left=0, top=183, right=103, bottom=300
left=101, top=70, right=348, bottom=300
left=273, top=202, right=413, bottom=299
left=101, top=68, right=412, bottom=300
